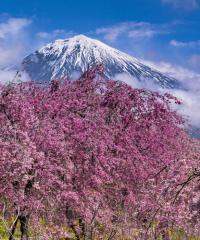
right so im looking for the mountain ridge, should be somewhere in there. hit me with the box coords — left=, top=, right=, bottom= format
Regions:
left=18, top=35, right=179, bottom=88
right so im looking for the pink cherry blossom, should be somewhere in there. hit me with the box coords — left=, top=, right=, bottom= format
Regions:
left=0, top=67, right=199, bottom=239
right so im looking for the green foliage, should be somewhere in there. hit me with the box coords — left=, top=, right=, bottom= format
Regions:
left=168, top=229, right=200, bottom=240
left=0, top=219, right=20, bottom=240
left=0, top=221, right=7, bottom=239
left=0, top=215, right=200, bottom=240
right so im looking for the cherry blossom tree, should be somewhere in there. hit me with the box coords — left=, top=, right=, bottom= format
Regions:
left=0, top=68, right=199, bottom=239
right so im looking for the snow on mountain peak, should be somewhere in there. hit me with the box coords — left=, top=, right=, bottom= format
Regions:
left=19, top=35, right=178, bottom=88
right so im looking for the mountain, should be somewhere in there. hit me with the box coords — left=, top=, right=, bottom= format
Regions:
left=18, top=35, right=178, bottom=88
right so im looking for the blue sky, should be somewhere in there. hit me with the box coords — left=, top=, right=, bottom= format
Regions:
left=0, top=0, right=200, bottom=70
left=0, top=0, right=200, bottom=127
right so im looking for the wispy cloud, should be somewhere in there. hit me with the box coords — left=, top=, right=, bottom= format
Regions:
left=0, top=18, right=31, bottom=39
left=0, top=17, right=32, bottom=67
left=96, top=22, right=170, bottom=42
left=0, top=17, right=76, bottom=70
left=140, top=60, right=200, bottom=127
left=36, top=29, right=74, bottom=41
left=188, top=54, right=200, bottom=70
left=0, top=17, right=76, bottom=83
left=116, top=60, right=200, bottom=128
left=170, top=39, right=200, bottom=47
left=96, top=23, right=127, bottom=42
left=161, top=0, right=199, bottom=10
left=0, top=17, right=35, bottom=83
left=0, top=68, right=30, bottom=84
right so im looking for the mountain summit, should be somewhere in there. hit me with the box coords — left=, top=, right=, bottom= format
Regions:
left=19, top=35, right=177, bottom=88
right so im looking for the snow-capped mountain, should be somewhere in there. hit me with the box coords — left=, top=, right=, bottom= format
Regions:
left=18, top=35, right=178, bottom=88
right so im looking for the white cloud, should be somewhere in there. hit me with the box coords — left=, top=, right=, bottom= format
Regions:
left=170, top=39, right=200, bottom=48
left=0, top=68, right=16, bottom=84
left=0, top=18, right=31, bottom=39
left=114, top=73, right=159, bottom=91
left=0, top=68, right=30, bottom=84
left=114, top=73, right=142, bottom=88
left=36, top=29, right=74, bottom=41
left=114, top=60, right=200, bottom=128
left=161, top=0, right=199, bottom=10
left=0, top=18, right=75, bottom=70
left=0, top=43, right=28, bottom=66
left=96, top=23, right=128, bottom=42
left=141, top=60, right=200, bottom=89
left=0, top=18, right=75, bottom=84
left=128, top=29, right=161, bottom=39
left=96, top=22, right=170, bottom=42
left=36, top=32, right=50, bottom=39
left=0, top=18, right=32, bottom=67
left=140, top=60, right=200, bottom=128
left=0, top=17, right=35, bottom=84
left=169, top=89, right=200, bottom=128
left=188, top=54, right=200, bottom=70
left=70, top=71, right=81, bottom=81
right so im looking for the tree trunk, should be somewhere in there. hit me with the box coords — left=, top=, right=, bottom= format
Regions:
left=9, top=217, right=18, bottom=240
left=70, top=224, right=80, bottom=240
left=79, top=218, right=86, bottom=239
left=19, top=215, right=29, bottom=240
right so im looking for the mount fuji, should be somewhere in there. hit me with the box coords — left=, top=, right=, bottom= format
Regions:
left=17, top=35, right=178, bottom=89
